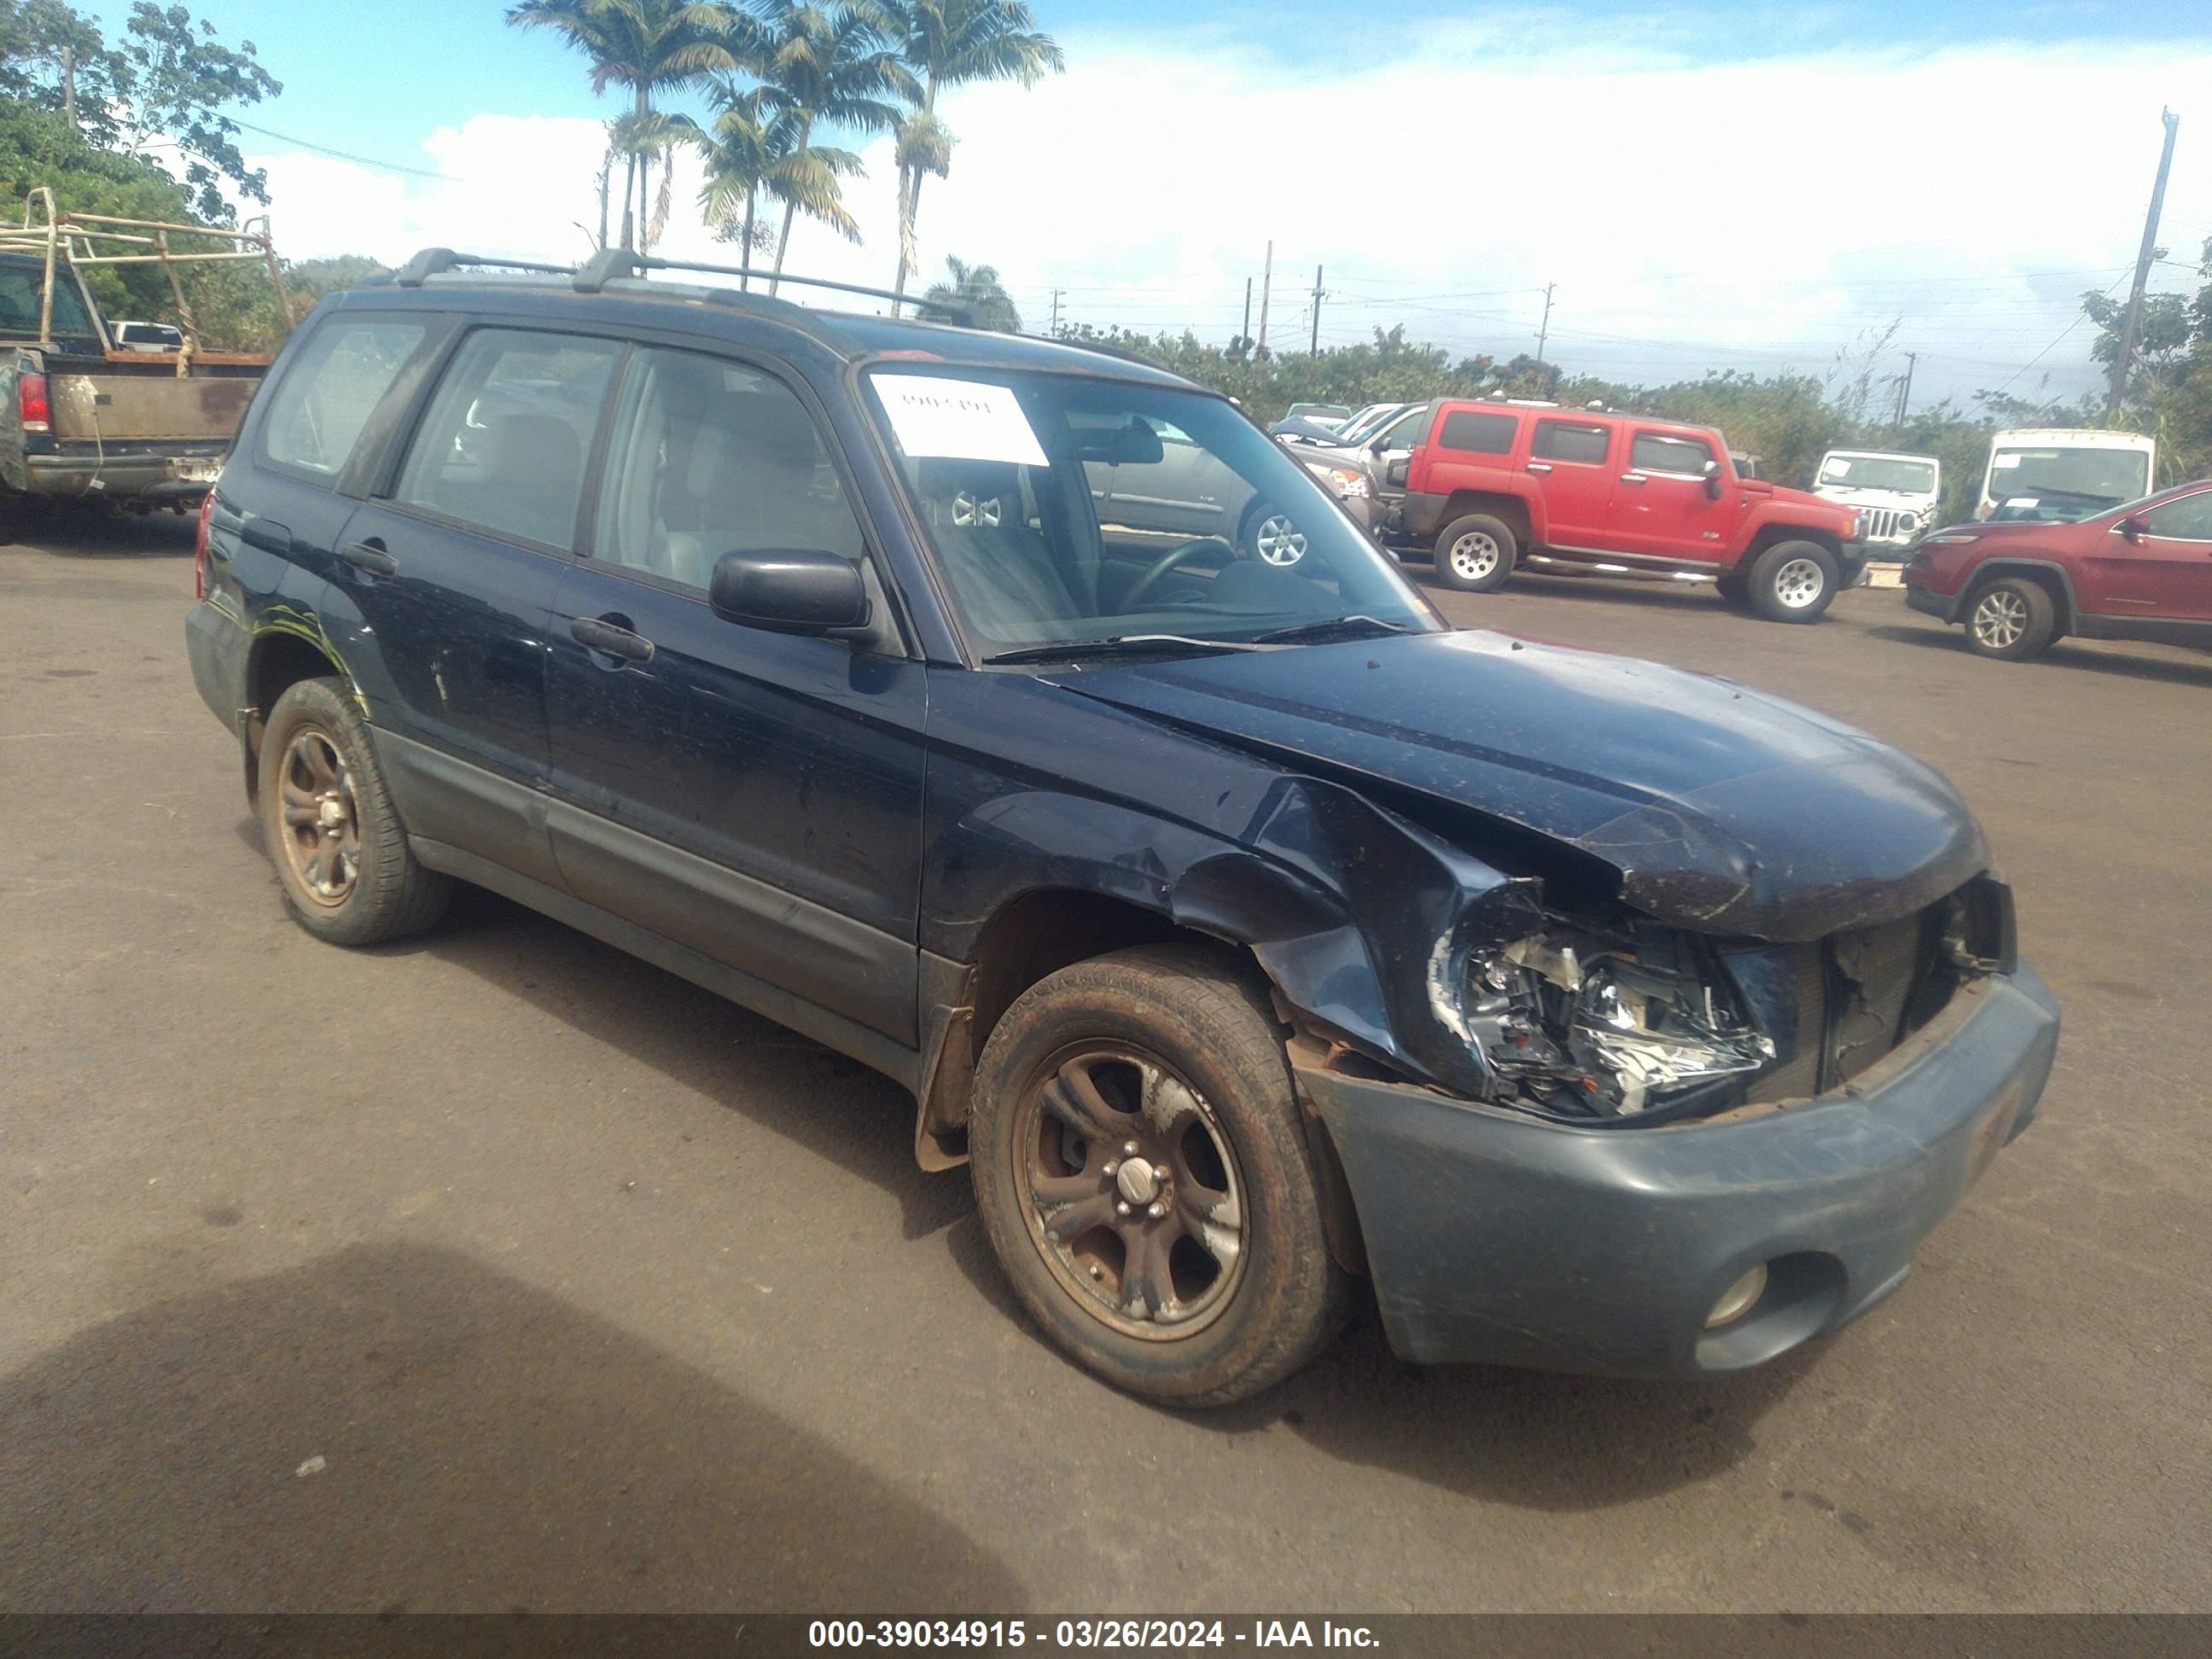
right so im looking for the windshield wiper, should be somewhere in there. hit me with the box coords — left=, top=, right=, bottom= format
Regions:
left=981, top=633, right=1272, bottom=666
left=1249, top=614, right=1415, bottom=645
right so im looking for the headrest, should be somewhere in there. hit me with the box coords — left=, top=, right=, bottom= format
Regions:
left=480, top=413, right=582, bottom=484
left=722, top=391, right=819, bottom=469
left=916, top=457, right=1022, bottom=503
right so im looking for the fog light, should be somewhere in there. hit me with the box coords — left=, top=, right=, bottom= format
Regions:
left=1704, top=1264, right=1768, bottom=1329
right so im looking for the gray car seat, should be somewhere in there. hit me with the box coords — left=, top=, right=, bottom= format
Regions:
left=913, top=457, right=1083, bottom=640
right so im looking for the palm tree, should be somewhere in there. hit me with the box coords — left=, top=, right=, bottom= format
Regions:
left=506, top=0, right=744, bottom=248
left=748, top=2, right=913, bottom=293
left=699, top=79, right=868, bottom=288
left=884, top=0, right=1062, bottom=314
left=923, top=256, right=1019, bottom=332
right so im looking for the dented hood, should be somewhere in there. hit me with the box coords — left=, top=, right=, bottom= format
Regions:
left=1047, top=630, right=1988, bottom=941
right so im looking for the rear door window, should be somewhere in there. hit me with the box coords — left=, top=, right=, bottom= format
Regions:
left=260, top=318, right=428, bottom=480
left=1531, top=420, right=1610, bottom=465
left=1435, top=410, right=1515, bottom=454
left=391, top=328, right=623, bottom=551
left=1629, top=430, right=1716, bottom=477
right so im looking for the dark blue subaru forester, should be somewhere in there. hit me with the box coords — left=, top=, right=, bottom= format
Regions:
left=186, top=249, right=2058, bottom=1404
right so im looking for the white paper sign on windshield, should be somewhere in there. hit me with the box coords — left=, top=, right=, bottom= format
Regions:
left=872, top=374, right=1048, bottom=467
left=1993, top=453, right=2022, bottom=468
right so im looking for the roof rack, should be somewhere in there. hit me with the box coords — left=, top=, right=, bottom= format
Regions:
left=573, top=248, right=975, bottom=328
left=393, top=247, right=572, bottom=288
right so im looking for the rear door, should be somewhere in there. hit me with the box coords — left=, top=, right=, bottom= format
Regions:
left=329, top=324, right=624, bottom=885
left=1525, top=416, right=1615, bottom=545
left=2077, top=487, right=2212, bottom=621
left=541, top=344, right=927, bottom=1046
left=1607, top=427, right=1734, bottom=564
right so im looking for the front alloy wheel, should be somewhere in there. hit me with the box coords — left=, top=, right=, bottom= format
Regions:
left=1016, top=1047, right=1248, bottom=1336
left=967, top=946, right=1349, bottom=1406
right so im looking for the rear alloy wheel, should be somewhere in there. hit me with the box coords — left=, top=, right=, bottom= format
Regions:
left=1964, top=576, right=2057, bottom=661
left=1244, top=505, right=1308, bottom=568
left=258, top=676, right=452, bottom=946
left=969, top=946, right=1348, bottom=1406
left=1747, top=539, right=1838, bottom=623
left=1432, top=513, right=1517, bottom=592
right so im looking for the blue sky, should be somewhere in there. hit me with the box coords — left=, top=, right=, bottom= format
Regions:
left=84, top=2, right=2212, bottom=404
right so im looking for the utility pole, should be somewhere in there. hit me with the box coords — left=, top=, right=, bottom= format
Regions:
left=2108, top=107, right=2181, bottom=422
left=60, top=44, right=79, bottom=129
left=1310, top=264, right=1324, bottom=354
left=1257, top=241, right=1273, bottom=357
left=1049, top=288, right=1062, bottom=335
left=1534, top=282, right=1555, bottom=366
left=1241, top=276, right=1252, bottom=347
left=1895, top=352, right=1918, bottom=428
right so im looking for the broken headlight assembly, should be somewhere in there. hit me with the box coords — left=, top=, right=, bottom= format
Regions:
left=1456, top=927, right=1774, bottom=1122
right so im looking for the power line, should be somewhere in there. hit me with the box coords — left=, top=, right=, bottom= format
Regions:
left=1992, top=271, right=2132, bottom=396
left=230, top=117, right=463, bottom=182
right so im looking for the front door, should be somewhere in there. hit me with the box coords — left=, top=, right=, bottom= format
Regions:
left=1525, top=417, right=1615, bottom=546
left=1606, top=427, right=1735, bottom=565
left=328, top=324, right=624, bottom=884
left=541, top=345, right=927, bottom=1045
left=2077, top=487, right=2212, bottom=622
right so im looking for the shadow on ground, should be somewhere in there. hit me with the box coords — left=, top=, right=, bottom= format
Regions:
left=9, top=509, right=198, bottom=558
left=0, top=1241, right=1024, bottom=1612
left=1862, top=623, right=2212, bottom=689
left=940, top=1217, right=1813, bottom=1512
left=224, top=852, right=968, bottom=1243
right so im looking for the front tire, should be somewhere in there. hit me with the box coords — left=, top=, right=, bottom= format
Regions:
left=1432, top=513, right=1517, bottom=592
left=969, top=946, right=1349, bottom=1406
left=1747, top=540, right=1837, bottom=623
left=258, top=676, right=452, bottom=946
left=1964, top=576, right=2057, bottom=661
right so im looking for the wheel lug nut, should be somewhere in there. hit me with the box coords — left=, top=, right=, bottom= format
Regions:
left=1103, top=1161, right=1119, bottom=1177
left=1147, top=1202, right=1166, bottom=1219
left=1123, top=1141, right=1138, bottom=1155
left=1089, top=1264, right=1103, bottom=1280
left=1115, top=1200, right=1131, bottom=1216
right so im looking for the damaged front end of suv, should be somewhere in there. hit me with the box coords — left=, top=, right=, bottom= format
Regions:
left=1049, top=630, right=2059, bottom=1377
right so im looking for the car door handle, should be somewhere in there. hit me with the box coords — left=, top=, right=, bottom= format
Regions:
left=240, top=518, right=294, bottom=554
left=1619, top=473, right=1648, bottom=485
left=339, top=540, right=399, bottom=577
left=572, top=614, right=655, bottom=664
left=1525, top=463, right=1553, bottom=474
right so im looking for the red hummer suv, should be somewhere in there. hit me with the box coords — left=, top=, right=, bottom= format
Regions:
left=1395, top=402, right=1865, bottom=622
left=1904, top=478, right=2212, bottom=661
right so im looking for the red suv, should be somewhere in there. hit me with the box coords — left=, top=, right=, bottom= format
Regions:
left=1905, top=479, right=2212, bottom=661
left=1395, top=402, right=1864, bottom=621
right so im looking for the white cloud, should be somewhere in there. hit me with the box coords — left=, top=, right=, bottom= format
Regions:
left=249, top=28, right=2210, bottom=405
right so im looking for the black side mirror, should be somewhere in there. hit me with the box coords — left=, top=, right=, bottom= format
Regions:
left=709, top=548, right=870, bottom=635
left=2116, top=515, right=2145, bottom=543
left=1386, top=457, right=1410, bottom=487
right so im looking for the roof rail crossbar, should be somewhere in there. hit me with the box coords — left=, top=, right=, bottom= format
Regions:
left=394, top=247, right=571, bottom=288
left=573, top=249, right=975, bottom=327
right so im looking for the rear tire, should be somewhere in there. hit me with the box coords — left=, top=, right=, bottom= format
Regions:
left=1747, top=540, right=1837, bottom=623
left=1963, top=576, right=2057, bottom=661
left=258, top=676, right=452, bottom=946
left=968, top=946, right=1349, bottom=1406
left=1432, top=514, right=1517, bottom=592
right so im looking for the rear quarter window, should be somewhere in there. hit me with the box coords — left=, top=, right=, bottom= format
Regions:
left=260, top=318, right=428, bottom=481
left=1531, top=420, right=1610, bottom=466
left=1435, top=410, right=1516, bottom=455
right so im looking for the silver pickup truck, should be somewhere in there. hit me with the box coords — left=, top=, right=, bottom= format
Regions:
left=1, top=193, right=288, bottom=532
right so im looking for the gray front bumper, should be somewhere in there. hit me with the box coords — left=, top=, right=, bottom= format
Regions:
left=1300, top=964, right=2058, bottom=1377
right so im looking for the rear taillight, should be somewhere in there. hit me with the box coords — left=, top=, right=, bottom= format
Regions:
left=18, top=371, right=49, bottom=434
left=194, top=491, right=216, bottom=600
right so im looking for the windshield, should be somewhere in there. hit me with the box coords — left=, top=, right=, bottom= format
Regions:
left=1332, top=403, right=1404, bottom=444
left=1987, top=446, right=2150, bottom=510
left=0, top=261, right=99, bottom=341
left=1819, top=454, right=1936, bottom=494
left=864, top=368, right=1440, bottom=655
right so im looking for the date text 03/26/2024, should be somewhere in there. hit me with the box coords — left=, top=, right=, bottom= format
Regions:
left=806, top=1621, right=1381, bottom=1650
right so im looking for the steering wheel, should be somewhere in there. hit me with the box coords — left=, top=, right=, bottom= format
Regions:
left=1120, top=536, right=1231, bottom=610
